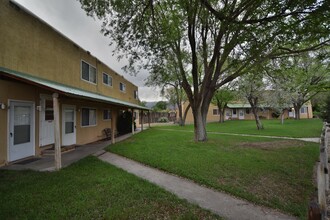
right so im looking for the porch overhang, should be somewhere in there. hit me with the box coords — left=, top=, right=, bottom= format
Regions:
left=227, top=103, right=270, bottom=109
left=0, top=67, right=150, bottom=111
left=227, top=103, right=252, bottom=108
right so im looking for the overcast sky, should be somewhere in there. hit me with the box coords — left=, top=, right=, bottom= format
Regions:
left=13, top=0, right=163, bottom=102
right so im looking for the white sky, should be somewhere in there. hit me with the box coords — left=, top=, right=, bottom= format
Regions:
left=13, top=0, right=163, bottom=102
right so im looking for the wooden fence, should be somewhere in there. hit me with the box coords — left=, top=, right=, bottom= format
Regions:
left=314, top=123, right=330, bottom=219
left=139, top=111, right=177, bottom=124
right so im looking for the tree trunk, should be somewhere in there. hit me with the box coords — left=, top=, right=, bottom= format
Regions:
left=192, top=106, right=207, bottom=142
left=218, top=108, right=225, bottom=123
left=177, top=102, right=184, bottom=126
left=293, top=104, right=302, bottom=120
left=221, top=105, right=226, bottom=123
left=247, top=96, right=263, bottom=130
left=280, top=110, right=284, bottom=125
left=251, top=107, right=264, bottom=130
left=219, top=109, right=223, bottom=123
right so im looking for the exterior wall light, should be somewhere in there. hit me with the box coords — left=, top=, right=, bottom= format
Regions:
left=0, top=103, right=6, bottom=110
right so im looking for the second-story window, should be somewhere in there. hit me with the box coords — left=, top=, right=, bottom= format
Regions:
left=134, top=90, right=138, bottom=99
left=119, top=82, right=126, bottom=92
left=103, top=73, right=112, bottom=86
left=81, top=60, right=96, bottom=84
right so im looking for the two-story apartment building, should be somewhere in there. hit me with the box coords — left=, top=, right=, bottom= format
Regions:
left=0, top=0, right=148, bottom=166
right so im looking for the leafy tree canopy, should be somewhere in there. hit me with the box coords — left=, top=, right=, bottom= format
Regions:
left=79, top=0, right=330, bottom=141
left=269, top=50, right=330, bottom=119
left=153, top=101, right=168, bottom=111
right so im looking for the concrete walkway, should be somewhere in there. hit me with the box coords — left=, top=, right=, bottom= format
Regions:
left=97, top=152, right=297, bottom=220
left=1, top=132, right=136, bottom=171
left=158, top=128, right=320, bottom=143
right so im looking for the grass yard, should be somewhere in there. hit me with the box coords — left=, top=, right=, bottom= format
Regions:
left=0, top=157, right=221, bottom=220
left=108, top=128, right=320, bottom=219
left=162, top=119, right=323, bottom=138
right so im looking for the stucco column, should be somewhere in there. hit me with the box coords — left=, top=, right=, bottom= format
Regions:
left=52, top=93, right=61, bottom=170
left=132, top=108, right=135, bottom=135
left=148, top=111, right=151, bottom=128
left=111, top=109, right=116, bottom=144
left=141, top=110, right=144, bottom=131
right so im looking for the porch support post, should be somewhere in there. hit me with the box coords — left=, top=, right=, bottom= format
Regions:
left=131, top=108, right=135, bottom=135
left=141, top=110, right=144, bottom=131
left=111, top=109, right=116, bottom=144
left=52, top=93, right=61, bottom=170
left=148, top=111, right=151, bottom=128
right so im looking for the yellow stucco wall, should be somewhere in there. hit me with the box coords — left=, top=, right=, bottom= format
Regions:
left=0, top=80, right=39, bottom=165
left=0, top=0, right=139, bottom=104
left=0, top=79, right=125, bottom=165
left=59, top=97, right=120, bottom=145
left=0, top=0, right=143, bottom=165
left=182, top=101, right=314, bottom=124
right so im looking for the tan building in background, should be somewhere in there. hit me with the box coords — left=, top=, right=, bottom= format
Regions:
left=0, top=0, right=148, bottom=166
left=183, top=101, right=313, bottom=124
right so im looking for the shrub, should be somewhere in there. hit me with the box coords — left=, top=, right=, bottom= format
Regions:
left=158, top=117, right=169, bottom=123
left=320, top=95, right=330, bottom=123
left=271, top=111, right=281, bottom=118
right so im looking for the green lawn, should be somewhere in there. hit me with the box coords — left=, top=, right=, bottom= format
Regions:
left=161, top=119, right=323, bottom=138
left=0, top=157, right=220, bottom=220
left=108, top=128, right=319, bottom=219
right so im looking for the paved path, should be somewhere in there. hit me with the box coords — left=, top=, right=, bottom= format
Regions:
left=2, top=132, right=136, bottom=171
left=157, top=128, right=320, bottom=143
left=97, top=151, right=297, bottom=220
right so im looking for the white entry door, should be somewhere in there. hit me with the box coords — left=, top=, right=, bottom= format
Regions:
left=225, top=110, right=231, bottom=120
left=239, top=109, right=245, bottom=120
left=9, top=101, right=35, bottom=162
left=289, top=109, right=295, bottom=118
left=39, top=97, right=54, bottom=146
left=62, top=105, right=76, bottom=146
left=232, top=109, right=237, bottom=118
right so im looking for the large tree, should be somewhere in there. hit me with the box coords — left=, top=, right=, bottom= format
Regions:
left=270, top=51, right=330, bottom=119
left=211, top=88, right=235, bottom=123
left=145, top=52, right=189, bottom=126
left=153, top=101, right=168, bottom=111
left=164, top=87, right=190, bottom=126
left=237, top=73, right=267, bottom=130
left=80, top=0, right=330, bottom=141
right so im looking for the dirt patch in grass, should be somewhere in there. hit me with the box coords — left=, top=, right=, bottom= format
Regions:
left=245, top=175, right=302, bottom=203
left=238, top=140, right=305, bottom=150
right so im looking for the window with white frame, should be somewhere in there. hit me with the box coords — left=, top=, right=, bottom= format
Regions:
left=81, top=60, right=97, bottom=84
left=134, top=90, right=138, bottom=99
left=81, top=108, right=97, bottom=126
left=300, top=107, right=307, bottom=114
left=102, top=73, right=112, bottom=86
left=103, top=109, right=111, bottom=120
left=119, top=82, right=126, bottom=92
left=213, top=109, right=218, bottom=115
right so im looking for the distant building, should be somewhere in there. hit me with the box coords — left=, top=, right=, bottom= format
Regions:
left=183, top=101, right=313, bottom=124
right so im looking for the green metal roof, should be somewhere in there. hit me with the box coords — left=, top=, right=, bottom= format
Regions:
left=227, top=103, right=251, bottom=108
left=0, top=67, right=150, bottom=111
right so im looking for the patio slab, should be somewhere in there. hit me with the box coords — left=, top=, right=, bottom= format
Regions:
left=1, top=132, right=136, bottom=171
